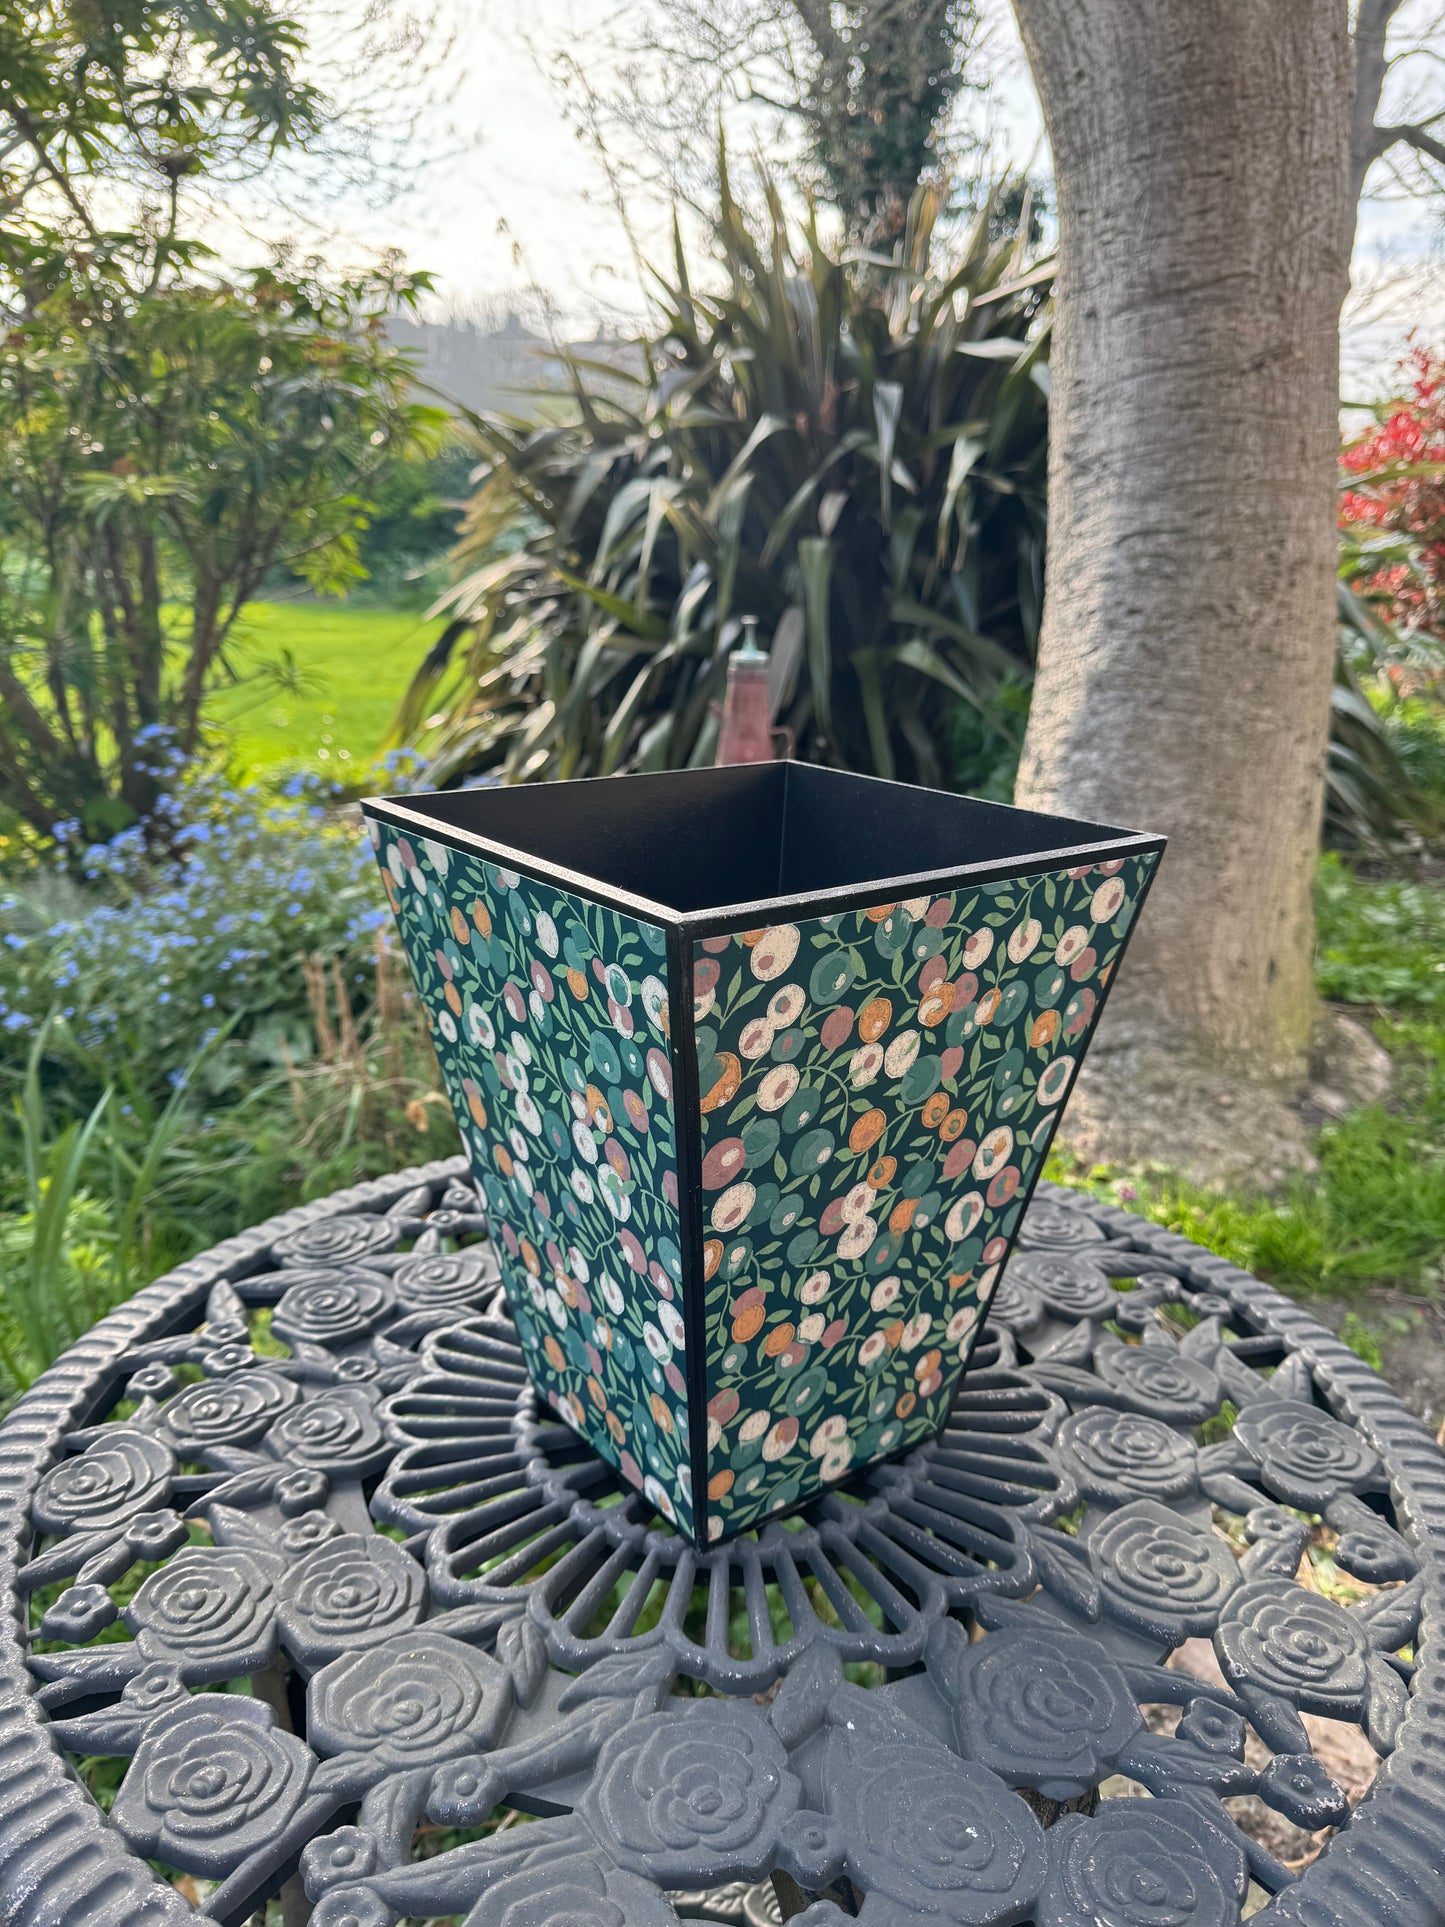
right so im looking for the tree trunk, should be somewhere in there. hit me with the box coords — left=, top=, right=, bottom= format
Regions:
left=1009, top=0, right=1354, bottom=1183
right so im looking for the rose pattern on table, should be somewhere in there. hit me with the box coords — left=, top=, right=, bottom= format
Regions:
left=369, top=821, right=694, bottom=1537
left=307, top=1630, right=512, bottom=1772
left=1231, top=1399, right=1384, bottom=1510
left=125, top=1546, right=280, bottom=1679
left=12, top=1169, right=1432, bottom=1927
left=31, top=1428, right=175, bottom=1532
left=1038, top=1799, right=1247, bottom=1927
left=932, top=1620, right=1144, bottom=1801
left=695, top=852, right=1159, bottom=1537
left=110, top=1696, right=314, bottom=1878
left=1214, top=1578, right=1371, bottom=1719
left=822, top=1730, right=1048, bottom=1924
left=274, top=1533, right=427, bottom=1670
left=1090, top=1498, right=1241, bottom=1644
left=577, top=1699, right=801, bottom=1885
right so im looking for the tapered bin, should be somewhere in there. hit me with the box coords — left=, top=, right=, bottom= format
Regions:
left=364, top=764, right=1164, bottom=1546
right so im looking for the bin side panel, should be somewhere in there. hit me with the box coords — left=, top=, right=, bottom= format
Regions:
left=370, top=819, right=693, bottom=1538
left=694, top=848, right=1161, bottom=1542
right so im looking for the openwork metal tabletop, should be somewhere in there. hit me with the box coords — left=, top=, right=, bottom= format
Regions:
left=2, top=1161, right=1444, bottom=1927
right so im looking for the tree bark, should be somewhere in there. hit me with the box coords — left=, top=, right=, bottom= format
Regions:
left=1009, top=0, right=1354, bottom=1182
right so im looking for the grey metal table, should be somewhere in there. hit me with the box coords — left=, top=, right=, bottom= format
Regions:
left=1, top=1161, right=1443, bottom=1927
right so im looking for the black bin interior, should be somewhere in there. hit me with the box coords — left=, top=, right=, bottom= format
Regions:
left=400, top=764, right=1131, bottom=916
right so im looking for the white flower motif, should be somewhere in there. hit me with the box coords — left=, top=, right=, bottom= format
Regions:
left=739, top=1410, right=770, bottom=1443
left=437, top=1009, right=457, bottom=1043
left=750, top=925, right=801, bottom=981
left=799, top=1312, right=825, bottom=1344
left=739, top=1016, right=775, bottom=1060
left=849, top=1043, right=884, bottom=1087
left=570, top=1168, right=595, bottom=1204
left=423, top=838, right=450, bottom=875
left=871, top=1275, right=901, bottom=1311
left=799, top=1269, right=831, bottom=1304
left=466, top=1005, right=494, bottom=1048
left=883, top=1029, right=921, bottom=1078
left=1008, top=917, right=1042, bottom=962
left=757, top=1064, right=800, bottom=1112
left=535, top=911, right=559, bottom=957
left=572, top=1119, right=599, bottom=1164
left=659, top=1301, right=687, bottom=1350
left=1055, top=924, right=1090, bottom=965
left=944, top=1191, right=985, bottom=1242
left=643, top=1321, right=670, bottom=1362
left=516, top=1091, right=543, bottom=1135
left=810, top=1415, right=848, bottom=1456
left=837, top=1217, right=877, bottom=1261
left=973, top=1126, right=1014, bottom=1179
left=963, top=928, right=994, bottom=968
left=1090, top=877, right=1127, bottom=924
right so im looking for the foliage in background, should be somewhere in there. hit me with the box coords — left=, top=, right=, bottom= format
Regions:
left=0, top=258, right=443, bottom=842
left=344, top=435, right=476, bottom=606
left=785, top=0, right=983, bottom=243
left=0, top=749, right=456, bottom=1397
left=1056, top=852, right=1445, bottom=1301
left=1341, top=342, right=1445, bottom=645
left=399, top=168, right=1050, bottom=790
left=0, top=736, right=384, bottom=1105
left=0, top=0, right=318, bottom=285
left=1331, top=579, right=1445, bottom=852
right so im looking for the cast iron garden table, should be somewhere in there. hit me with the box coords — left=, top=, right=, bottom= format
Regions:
left=2, top=1160, right=1444, bottom=1927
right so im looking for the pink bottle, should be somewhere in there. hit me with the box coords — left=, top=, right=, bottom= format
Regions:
left=715, top=618, right=777, bottom=766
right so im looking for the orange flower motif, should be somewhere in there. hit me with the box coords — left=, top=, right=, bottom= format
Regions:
left=444, top=981, right=463, bottom=1016
left=976, top=987, right=1003, bottom=1023
left=857, top=997, right=892, bottom=1042
left=703, top=1238, right=723, bottom=1281
left=587, top=1376, right=607, bottom=1411
left=863, top=902, right=897, bottom=923
left=700, top=1052, right=742, bottom=1113
left=708, top=1469, right=734, bottom=1500
left=920, top=1092, right=950, bottom=1129
left=566, top=967, right=589, bottom=1000
left=1030, top=1009, right=1060, bottom=1048
left=939, top=1107, right=969, bottom=1142
left=650, top=1392, right=674, bottom=1434
left=915, top=1349, right=942, bottom=1380
left=472, top=900, right=492, bottom=939
left=495, top=1145, right=514, bottom=1178
left=739, top=929, right=767, bottom=947
left=888, top=1197, right=918, bottom=1235
left=450, top=906, right=471, bottom=946
left=732, top=1302, right=765, bottom=1343
left=895, top=1390, right=917, bottom=1419
left=918, top=982, right=954, bottom=1027
left=544, top=1335, right=566, bottom=1371
left=884, top=1319, right=905, bottom=1350
left=606, top=1410, right=626, bottom=1443
left=520, top=1239, right=540, bottom=1276
left=584, top=1084, right=613, bottom=1131
left=466, top=1090, right=487, bottom=1127
left=849, top=1108, right=887, bottom=1154
left=866, top=1154, right=897, bottom=1190
left=763, top=1321, right=796, bottom=1357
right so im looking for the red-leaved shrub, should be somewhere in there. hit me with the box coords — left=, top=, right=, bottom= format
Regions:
left=1341, top=342, right=1445, bottom=646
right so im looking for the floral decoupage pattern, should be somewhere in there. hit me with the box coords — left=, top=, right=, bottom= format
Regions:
left=693, top=851, right=1160, bottom=1541
left=369, top=821, right=695, bottom=1538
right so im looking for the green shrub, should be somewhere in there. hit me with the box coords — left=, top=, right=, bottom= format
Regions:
left=398, top=166, right=1050, bottom=787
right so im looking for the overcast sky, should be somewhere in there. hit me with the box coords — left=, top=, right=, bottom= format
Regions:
left=236, top=0, right=1444, bottom=396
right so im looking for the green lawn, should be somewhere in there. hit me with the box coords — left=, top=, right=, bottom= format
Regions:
left=206, top=600, right=447, bottom=777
